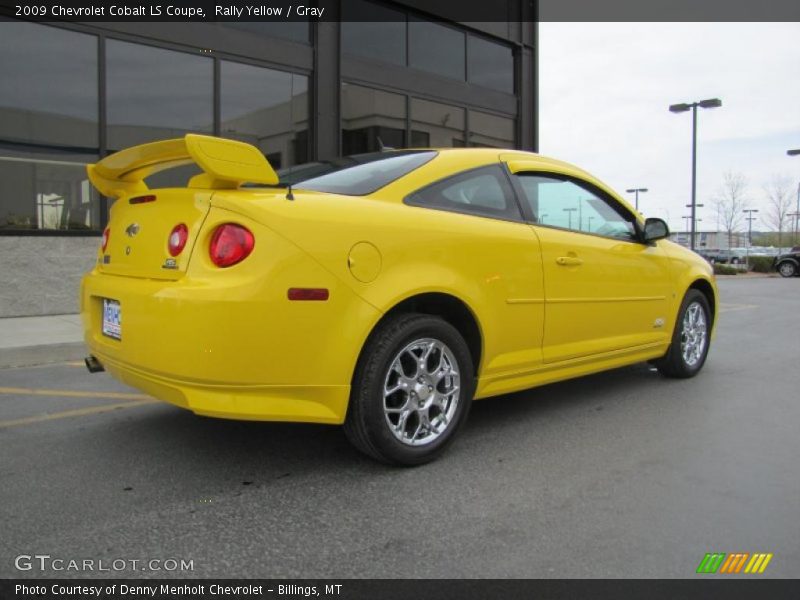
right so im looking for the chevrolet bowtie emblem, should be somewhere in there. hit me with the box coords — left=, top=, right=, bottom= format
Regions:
left=125, top=223, right=140, bottom=237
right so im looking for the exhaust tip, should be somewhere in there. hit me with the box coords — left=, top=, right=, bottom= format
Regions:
left=85, top=355, right=105, bottom=373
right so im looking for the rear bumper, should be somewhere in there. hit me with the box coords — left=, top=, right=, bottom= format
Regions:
left=80, top=219, right=380, bottom=424
left=92, top=351, right=350, bottom=424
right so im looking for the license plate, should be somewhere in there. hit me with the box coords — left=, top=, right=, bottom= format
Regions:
left=102, top=298, right=121, bottom=340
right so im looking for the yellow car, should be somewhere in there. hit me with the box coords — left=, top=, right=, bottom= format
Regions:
left=81, top=134, right=717, bottom=465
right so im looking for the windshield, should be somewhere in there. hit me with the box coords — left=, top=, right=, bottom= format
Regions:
left=274, top=150, right=437, bottom=195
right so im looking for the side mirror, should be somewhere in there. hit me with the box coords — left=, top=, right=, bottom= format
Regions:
left=643, top=217, right=669, bottom=242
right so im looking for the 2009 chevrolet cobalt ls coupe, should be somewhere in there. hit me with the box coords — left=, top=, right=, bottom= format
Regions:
left=82, top=134, right=717, bottom=465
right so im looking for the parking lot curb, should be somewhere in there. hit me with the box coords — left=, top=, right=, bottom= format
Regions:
left=0, top=343, right=86, bottom=369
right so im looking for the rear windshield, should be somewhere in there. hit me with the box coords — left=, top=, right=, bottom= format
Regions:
left=275, top=151, right=437, bottom=196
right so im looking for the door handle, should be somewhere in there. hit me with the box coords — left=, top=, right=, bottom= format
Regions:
left=556, top=256, right=583, bottom=267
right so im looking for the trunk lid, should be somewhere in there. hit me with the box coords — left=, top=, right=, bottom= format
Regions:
left=99, top=189, right=212, bottom=280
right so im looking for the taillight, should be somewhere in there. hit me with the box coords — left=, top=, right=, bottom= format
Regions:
left=168, top=223, right=189, bottom=257
left=101, top=227, right=110, bottom=253
left=209, top=223, right=254, bottom=268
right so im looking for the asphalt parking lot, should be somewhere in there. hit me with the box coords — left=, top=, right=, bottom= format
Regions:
left=1, top=276, right=798, bottom=579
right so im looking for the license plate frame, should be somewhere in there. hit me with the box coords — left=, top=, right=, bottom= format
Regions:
left=102, top=298, right=122, bottom=340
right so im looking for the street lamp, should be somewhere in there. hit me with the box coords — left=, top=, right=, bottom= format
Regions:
left=743, top=208, right=759, bottom=246
left=625, top=187, right=648, bottom=211
left=563, top=207, right=577, bottom=229
left=669, top=97, right=722, bottom=250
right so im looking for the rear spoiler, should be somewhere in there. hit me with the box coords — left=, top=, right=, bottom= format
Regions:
left=87, top=134, right=279, bottom=198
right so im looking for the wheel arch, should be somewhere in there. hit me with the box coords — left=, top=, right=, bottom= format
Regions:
left=353, top=292, right=483, bottom=385
left=688, top=278, right=717, bottom=326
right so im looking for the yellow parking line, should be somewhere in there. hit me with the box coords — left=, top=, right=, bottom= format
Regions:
left=0, top=387, right=151, bottom=401
left=0, top=399, right=160, bottom=429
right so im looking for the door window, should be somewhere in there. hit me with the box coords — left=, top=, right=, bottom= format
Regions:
left=516, top=174, right=637, bottom=241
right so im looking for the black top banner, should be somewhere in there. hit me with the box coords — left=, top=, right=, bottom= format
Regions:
left=2, top=579, right=800, bottom=600
left=0, top=0, right=799, bottom=22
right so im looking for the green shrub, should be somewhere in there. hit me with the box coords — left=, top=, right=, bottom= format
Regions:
left=714, top=264, right=739, bottom=275
left=747, top=256, right=774, bottom=273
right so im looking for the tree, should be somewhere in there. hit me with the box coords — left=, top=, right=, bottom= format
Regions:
left=763, top=175, right=794, bottom=250
left=712, top=171, right=748, bottom=248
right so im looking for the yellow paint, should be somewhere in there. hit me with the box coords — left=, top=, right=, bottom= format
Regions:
left=0, top=399, right=159, bottom=429
left=81, top=137, right=718, bottom=424
left=0, top=386, right=150, bottom=400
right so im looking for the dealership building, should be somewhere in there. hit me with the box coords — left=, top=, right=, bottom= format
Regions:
left=0, top=1, right=537, bottom=317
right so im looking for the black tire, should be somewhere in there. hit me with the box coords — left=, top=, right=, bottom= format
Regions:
left=654, top=289, right=712, bottom=379
left=344, top=313, right=474, bottom=466
left=777, top=261, right=797, bottom=278
left=730, top=257, right=739, bottom=265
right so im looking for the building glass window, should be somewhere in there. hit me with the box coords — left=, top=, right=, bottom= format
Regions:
left=341, top=84, right=407, bottom=154
left=106, top=40, right=213, bottom=151
left=342, top=0, right=406, bottom=66
left=468, top=36, right=514, bottom=93
left=469, top=110, right=515, bottom=148
left=410, top=98, right=465, bottom=148
left=0, top=22, right=99, bottom=231
left=221, top=61, right=309, bottom=170
left=217, top=22, right=310, bottom=44
left=408, top=18, right=466, bottom=81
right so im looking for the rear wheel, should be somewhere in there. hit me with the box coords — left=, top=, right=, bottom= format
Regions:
left=344, top=313, right=474, bottom=466
left=778, top=261, right=797, bottom=277
left=654, top=289, right=711, bottom=379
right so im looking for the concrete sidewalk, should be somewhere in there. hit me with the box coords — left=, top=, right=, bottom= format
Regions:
left=0, top=314, right=85, bottom=368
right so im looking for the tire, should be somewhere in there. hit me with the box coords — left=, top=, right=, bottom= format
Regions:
left=344, top=313, right=474, bottom=466
left=777, top=261, right=797, bottom=278
left=654, top=289, right=712, bottom=379
left=730, top=257, right=739, bottom=265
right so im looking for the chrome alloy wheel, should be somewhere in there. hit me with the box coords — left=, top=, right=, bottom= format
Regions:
left=680, top=301, right=708, bottom=367
left=383, top=338, right=461, bottom=446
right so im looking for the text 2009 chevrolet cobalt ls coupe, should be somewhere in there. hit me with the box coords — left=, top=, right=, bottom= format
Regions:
left=82, top=134, right=717, bottom=465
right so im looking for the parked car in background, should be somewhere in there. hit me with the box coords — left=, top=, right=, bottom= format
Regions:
left=698, top=248, right=746, bottom=265
left=773, top=247, right=800, bottom=277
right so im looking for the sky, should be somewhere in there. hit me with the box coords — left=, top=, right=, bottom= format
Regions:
left=538, top=22, right=800, bottom=233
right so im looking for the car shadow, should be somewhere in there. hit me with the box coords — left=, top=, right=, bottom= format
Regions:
left=90, top=361, right=667, bottom=492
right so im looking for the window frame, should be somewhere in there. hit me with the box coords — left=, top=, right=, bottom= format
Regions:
left=508, top=169, right=645, bottom=244
left=404, top=163, right=526, bottom=224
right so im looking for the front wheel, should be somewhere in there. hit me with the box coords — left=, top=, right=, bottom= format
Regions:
left=777, top=261, right=797, bottom=277
left=344, top=313, right=474, bottom=466
left=654, top=289, right=712, bottom=378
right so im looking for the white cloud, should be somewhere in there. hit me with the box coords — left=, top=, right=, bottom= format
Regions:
left=539, top=22, right=800, bottom=232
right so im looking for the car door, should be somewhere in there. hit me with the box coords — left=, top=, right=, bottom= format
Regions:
left=507, top=167, right=673, bottom=364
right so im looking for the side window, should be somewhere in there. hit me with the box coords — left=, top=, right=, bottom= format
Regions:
left=406, top=165, right=522, bottom=222
left=516, top=173, right=638, bottom=241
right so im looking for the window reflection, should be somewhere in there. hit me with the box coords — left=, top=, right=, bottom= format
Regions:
left=408, top=19, right=465, bottom=81
left=410, top=99, right=465, bottom=148
left=106, top=40, right=213, bottom=151
left=341, top=84, right=407, bottom=154
left=221, top=61, right=309, bottom=169
left=469, top=110, right=515, bottom=148
left=468, top=36, right=514, bottom=93
left=342, top=0, right=406, bottom=66
left=0, top=22, right=99, bottom=231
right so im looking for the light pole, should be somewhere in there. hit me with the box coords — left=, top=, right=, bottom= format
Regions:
left=789, top=149, right=800, bottom=244
left=743, top=208, right=759, bottom=269
left=683, top=215, right=692, bottom=247
left=625, top=187, right=648, bottom=211
left=563, top=207, right=577, bottom=230
left=669, top=98, right=722, bottom=250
